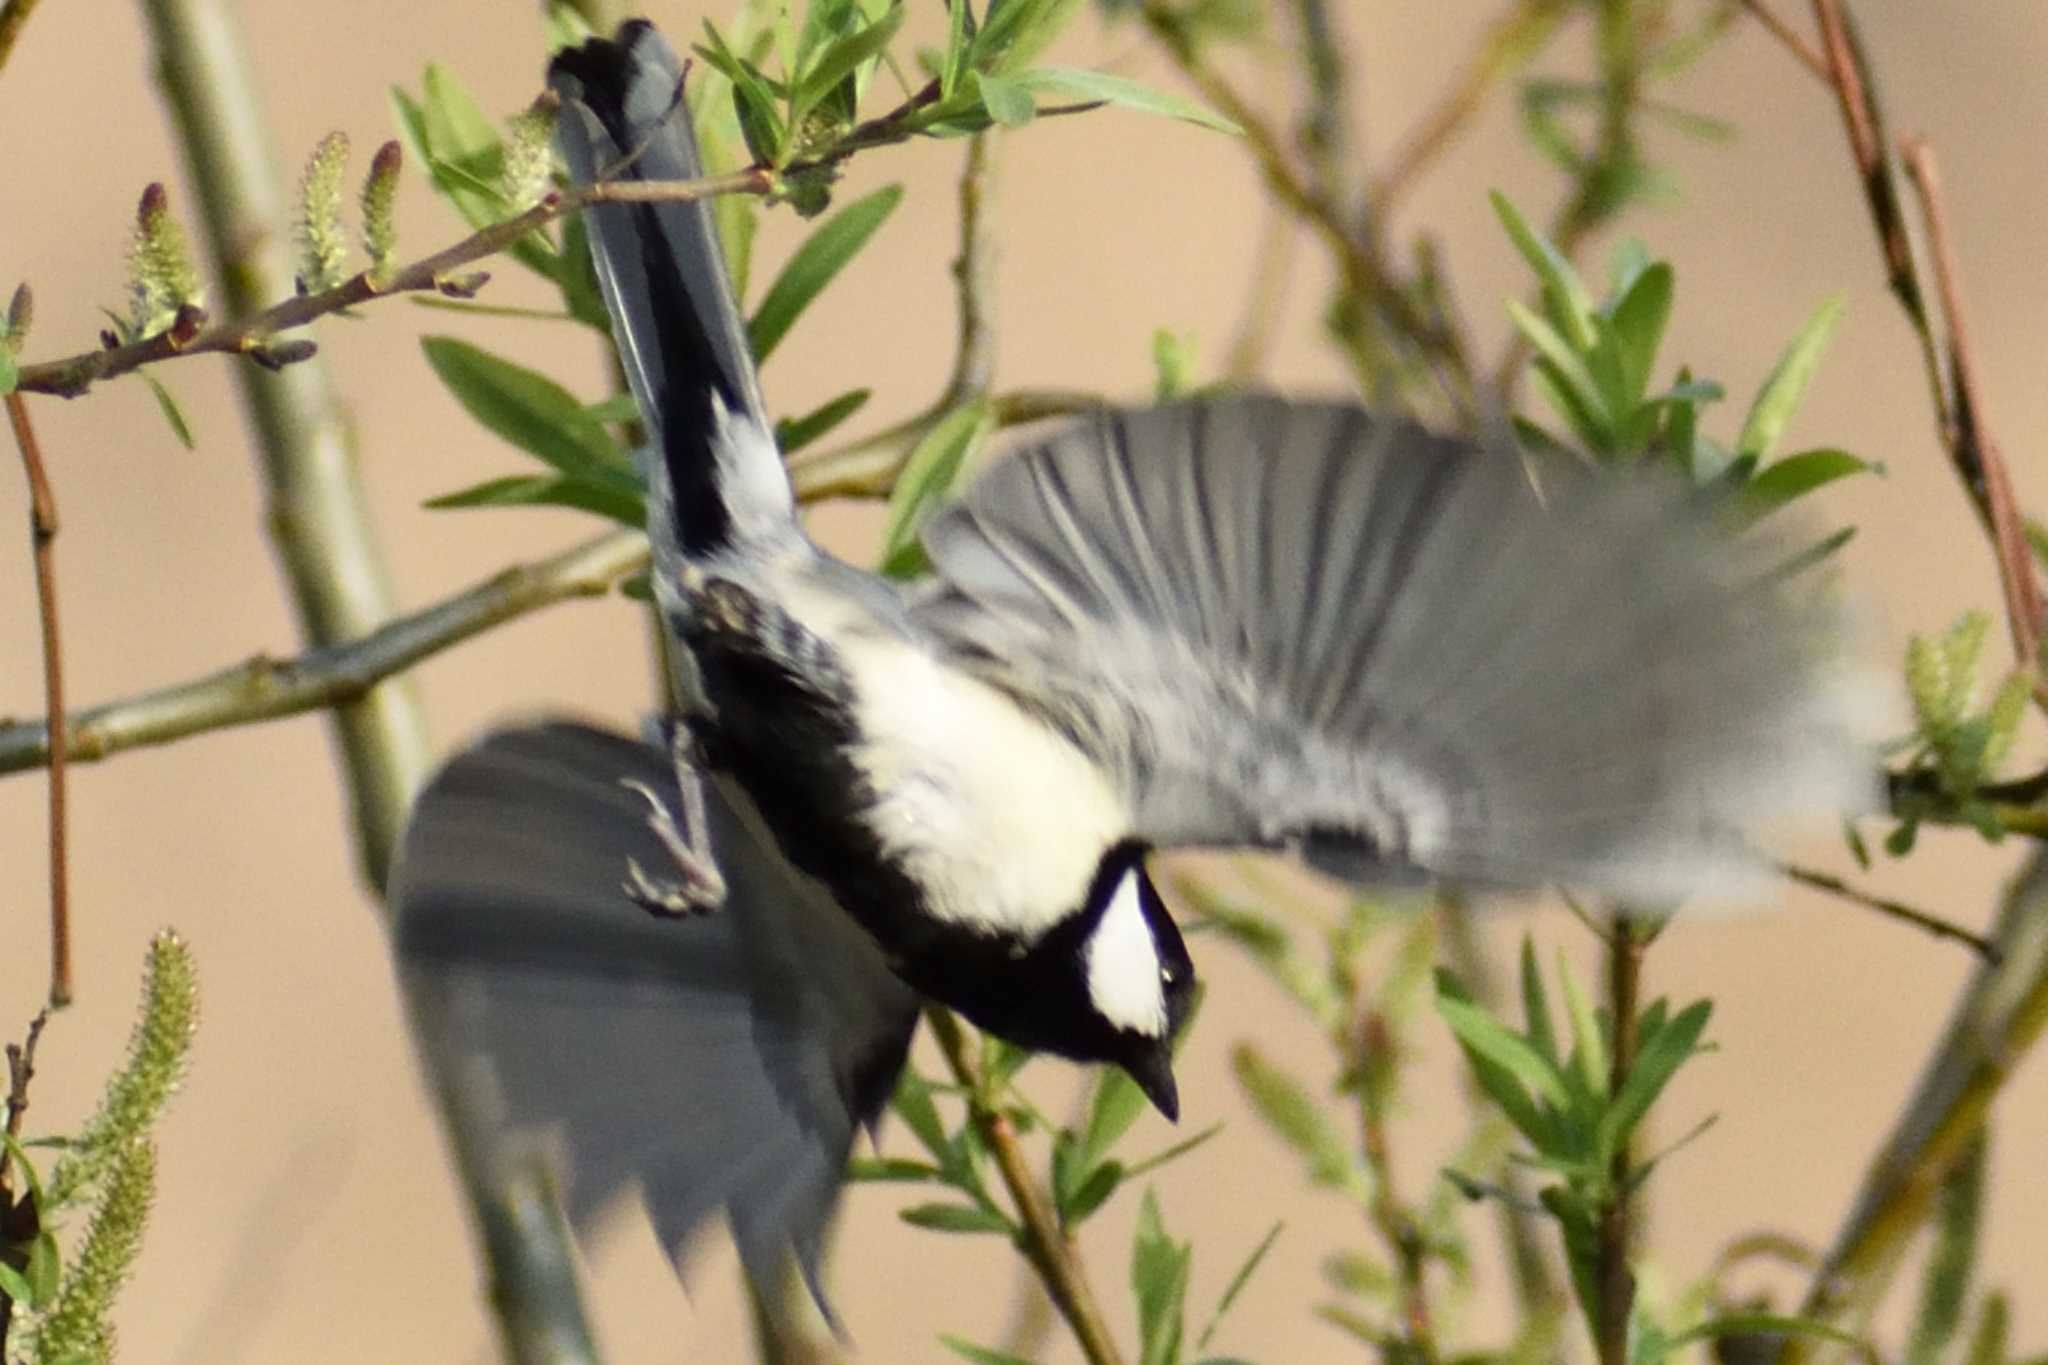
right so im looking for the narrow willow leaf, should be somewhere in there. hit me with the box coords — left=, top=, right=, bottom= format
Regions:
left=1963, top=1292, right=2010, bottom=1365
left=776, top=387, right=871, bottom=453
left=1906, top=1135, right=1987, bottom=1365
left=1436, top=994, right=1571, bottom=1111
left=1663, top=1313, right=1867, bottom=1354
left=900, top=1201, right=1015, bottom=1235
left=698, top=22, right=789, bottom=166
left=791, top=1, right=904, bottom=128
left=1062, top=1160, right=1124, bottom=1227
left=1081, top=1066, right=1149, bottom=1173
left=940, top=0, right=977, bottom=97
left=0, top=1263, right=36, bottom=1310
left=1231, top=1044, right=1367, bottom=1198
left=420, top=336, right=627, bottom=481
left=970, top=0, right=1085, bottom=76
left=1195, top=1220, right=1283, bottom=1351
left=1739, top=448, right=1873, bottom=521
left=24, top=1230, right=58, bottom=1304
left=940, top=1337, right=1039, bottom=1365
left=845, top=1156, right=943, bottom=1182
left=1131, top=1189, right=1191, bottom=1365
left=1520, top=938, right=1559, bottom=1066
left=1599, top=999, right=1710, bottom=1160
left=881, top=398, right=993, bottom=574
left=1006, top=66, right=1239, bottom=134
left=975, top=71, right=1037, bottom=127
left=1491, top=190, right=1597, bottom=352
left=1554, top=949, right=1608, bottom=1102
left=748, top=185, right=904, bottom=363
left=892, top=1066, right=950, bottom=1163
left=1122, top=1121, right=1224, bottom=1181
left=1737, top=294, right=1845, bottom=459
left=0, top=342, right=18, bottom=395
left=424, top=473, right=644, bottom=526
left=1605, top=261, right=1673, bottom=409
left=1507, top=299, right=1610, bottom=445
left=1436, top=971, right=1555, bottom=1147
left=140, top=374, right=196, bottom=450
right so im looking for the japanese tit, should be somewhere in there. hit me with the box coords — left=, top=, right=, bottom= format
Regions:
left=393, top=19, right=1871, bottom=1322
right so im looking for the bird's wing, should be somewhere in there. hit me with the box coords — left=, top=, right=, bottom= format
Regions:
left=912, top=393, right=1872, bottom=901
left=393, top=721, right=918, bottom=1315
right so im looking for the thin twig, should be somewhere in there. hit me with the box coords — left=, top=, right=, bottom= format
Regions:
left=12, top=173, right=769, bottom=400
left=1289, top=0, right=1350, bottom=212
left=1811, top=0, right=1925, bottom=325
left=1737, top=0, right=1829, bottom=82
left=929, top=1010, right=1127, bottom=1365
left=0, top=527, right=647, bottom=776
left=1371, top=0, right=1569, bottom=214
left=6, top=394, right=69, bottom=1006
left=0, top=1012, right=49, bottom=1189
left=1594, top=911, right=1648, bottom=1365
left=0, top=0, right=42, bottom=76
left=1140, top=0, right=1473, bottom=397
left=1352, top=1007, right=1440, bottom=1362
left=1780, top=861, right=1998, bottom=961
left=1899, top=136, right=2045, bottom=683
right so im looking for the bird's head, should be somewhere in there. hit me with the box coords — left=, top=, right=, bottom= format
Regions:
left=1065, top=843, right=1197, bottom=1120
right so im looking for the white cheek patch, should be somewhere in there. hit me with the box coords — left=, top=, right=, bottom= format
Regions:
left=1085, top=869, right=1168, bottom=1038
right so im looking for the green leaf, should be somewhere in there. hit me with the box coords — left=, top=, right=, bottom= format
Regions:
left=1599, top=999, right=1710, bottom=1160
left=1506, top=298, right=1610, bottom=447
left=1004, top=67, right=1240, bottom=134
left=0, top=1263, right=34, bottom=1309
left=1080, top=1066, right=1150, bottom=1174
left=420, top=336, right=630, bottom=483
left=1738, top=294, right=1845, bottom=459
left=1151, top=328, right=1194, bottom=401
left=900, top=1201, right=1015, bottom=1235
left=1122, top=1121, right=1224, bottom=1181
left=844, top=1155, right=943, bottom=1182
left=1131, top=1189, right=1190, bottom=1365
left=1739, top=448, right=1874, bottom=521
left=0, top=345, right=17, bottom=395
left=1194, top=1220, right=1282, bottom=1351
left=975, top=71, right=1038, bottom=128
left=940, top=1337, right=1039, bottom=1365
left=1906, top=1135, right=1986, bottom=1365
left=940, top=0, right=977, bottom=98
left=698, top=22, right=789, bottom=166
left=969, top=0, right=1085, bottom=74
left=423, top=473, right=643, bottom=526
left=140, top=373, right=196, bottom=449
left=1435, top=971, right=1556, bottom=1148
left=1519, top=938, right=1558, bottom=1066
left=892, top=1066, right=951, bottom=1163
left=1435, top=992, right=1571, bottom=1111
left=1555, top=949, right=1608, bottom=1101
left=777, top=388, right=872, bottom=454
left=1062, top=1159, right=1123, bottom=1227
left=880, top=398, right=993, bottom=576
left=748, top=185, right=903, bottom=364
left=1662, top=1313, right=1866, bottom=1355
left=1491, top=189, right=1597, bottom=352
left=1604, top=261, right=1673, bottom=410
left=791, top=2, right=905, bottom=129
left=1963, top=1291, right=2010, bottom=1365
left=25, top=1229, right=58, bottom=1305
left=1230, top=1043, right=1366, bottom=1197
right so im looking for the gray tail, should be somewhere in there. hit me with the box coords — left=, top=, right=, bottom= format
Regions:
left=392, top=720, right=918, bottom=1321
left=550, top=22, right=792, bottom=557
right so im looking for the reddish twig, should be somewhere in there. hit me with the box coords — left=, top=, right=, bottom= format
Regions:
left=1738, top=0, right=1829, bottom=83
left=1899, top=136, right=2045, bottom=682
left=1, top=1012, right=48, bottom=1176
left=1781, top=861, right=1999, bottom=961
left=6, top=393, right=70, bottom=1009
left=1593, top=913, right=1648, bottom=1365
left=1811, top=0, right=1925, bottom=324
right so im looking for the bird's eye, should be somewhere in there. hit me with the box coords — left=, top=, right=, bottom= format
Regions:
left=1160, top=967, right=1174, bottom=984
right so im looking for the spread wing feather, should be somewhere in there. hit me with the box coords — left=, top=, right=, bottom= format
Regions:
left=393, top=721, right=918, bottom=1313
left=915, top=393, right=1871, bottom=900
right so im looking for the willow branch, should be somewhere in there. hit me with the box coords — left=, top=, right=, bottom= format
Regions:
left=1785, top=854, right=2048, bottom=1364
left=1780, top=862, right=1998, bottom=961
left=0, top=527, right=645, bottom=776
left=1593, top=912, right=1647, bottom=1365
left=6, top=393, right=71, bottom=1006
left=1139, top=0, right=1473, bottom=396
left=929, top=1010, right=1127, bottom=1365
left=13, top=172, right=771, bottom=400
left=1352, top=1007, right=1439, bottom=1361
left=1738, top=0, right=1829, bottom=81
left=1899, top=137, right=2044, bottom=684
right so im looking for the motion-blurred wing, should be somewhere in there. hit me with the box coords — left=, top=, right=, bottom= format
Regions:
left=914, top=394, right=1871, bottom=901
left=393, top=721, right=918, bottom=1311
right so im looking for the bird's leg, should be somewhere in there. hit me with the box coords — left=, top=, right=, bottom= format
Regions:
left=620, top=725, right=727, bottom=916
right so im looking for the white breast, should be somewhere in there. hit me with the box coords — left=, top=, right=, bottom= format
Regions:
left=839, top=635, right=1131, bottom=938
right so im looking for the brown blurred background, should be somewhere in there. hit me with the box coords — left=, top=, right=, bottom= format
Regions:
left=1, top=1, right=2045, bottom=1360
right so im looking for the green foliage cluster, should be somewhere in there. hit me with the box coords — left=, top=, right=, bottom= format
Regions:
left=2, top=932, right=197, bottom=1365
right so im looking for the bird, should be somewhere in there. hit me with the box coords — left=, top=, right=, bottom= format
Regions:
left=392, top=18, right=1871, bottom=1325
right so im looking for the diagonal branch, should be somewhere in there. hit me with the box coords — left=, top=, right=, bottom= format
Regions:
left=0, top=527, right=647, bottom=776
